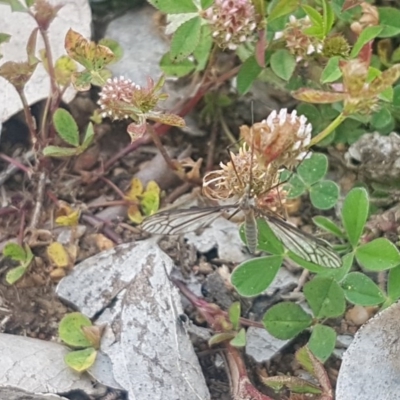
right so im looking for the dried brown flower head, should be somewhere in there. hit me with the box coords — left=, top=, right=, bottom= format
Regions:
left=240, top=109, right=312, bottom=169
left=202, top=144, right=286, bottom=212
left=351, top=2, right=379, bottom=36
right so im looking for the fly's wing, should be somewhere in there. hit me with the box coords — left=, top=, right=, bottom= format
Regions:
left=141, top=206, right=234, bottom=235
left=264, top=215, right=342, bottom=268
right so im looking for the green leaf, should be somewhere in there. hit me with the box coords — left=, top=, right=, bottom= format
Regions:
left=98, top=38, right=123, bottom=64
left=302, top=5, right=323, bottom=28
left=64, top=347, right=97, bottom=372
left=170, top=17, right=201, bottom=62
left=341, top=272, right=386, bottom=306
left=393, top=85, right=400, bottom=106
left=355, top=238, right=400, bottom=271
left=378, top=7, right=400, bottom=38
left=371, top=107, right=393, bottom=130
left=147, top=0, right=197, bottom=13
left=270, top=49, right=296, bottom=81
left=228, top=302, right=241, bottom=331
left=263, top=302, right=312, bottom=340
left=230, top=328, right=246, bottom=347
left=309, top=180, right=339, bottom=210
left=59, top=312, right=93, bottom=348
left=308, top=324, right=336, bottom=363
left=303, top=276, right=346, bottom=319
left=201, top=0, right=213, bottom=9
left=321, top=56, right=342, bottom=83
left=341, top=187, right=369, bottom=247
left=6, top=265, right=28, bottom=285
left=0, top=33, right=11, bottom=45
left=388, top=265, right=400, bottom=302
left=268, top=0, right=298, bottom=22
left=3, top=242, right=26, bottom=261
left=80, top=122, right=95, bottom=152
left=322, top=0, right=335, bottom=37
left=285, top=173, right=307, bottom=198
left=0, top=0, right=28, bottom=12
left=297, top=153, right=328, bottom=186
left=193, top=24, right=212, bottom=72
left=312, top=216, right=344, bottom=238
left=320, top=252, right=354, bottom=284
left=255, top=219, right=285, bottom=255
left=350, top=26, right=383, bottom=58
left=160, top=52, right=195, bottom=77
left=53, top=108, right=80, bottom=147
left=237, top=55, right=263, bottom=94
left=231, top=255, right=283, bottom=297
left=43, top=146, right=78, bottom=158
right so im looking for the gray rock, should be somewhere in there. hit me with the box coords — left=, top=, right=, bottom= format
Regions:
left=336, top=301, right=400, bottom=400
left=246, top=326, right=290, bottom=363
left=0, top=1, right=91, bottom=122
left=0, top=333, right=96, bottom=395
left=57, top=241, right=211, bottom=400
left=104, top=6, right=168, bottom=87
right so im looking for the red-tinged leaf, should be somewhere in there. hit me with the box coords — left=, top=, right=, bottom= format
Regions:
left=26, top=27, right=39, bottom=65
left=255, top=29, right=266, bottom=68
left=292, top=88, right=346, bottom=104
left=32, top=0, right=63, bottom=30
left=358, top=41, right=372, bottom=66
left=296, top=346, right=332, bottom=394
left=0, top=60, right=38, bottom=91
left=261, top=375, right=322, bottom=394
left=342, top=0, right=363, bottom=11
left=127, top=120, right=147, bottom=142
left=65, top=29, right=115, bottom=71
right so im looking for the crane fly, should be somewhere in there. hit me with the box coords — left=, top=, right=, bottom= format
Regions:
left=141, top=113, right=342, bottom=269
left=141, top=183, right=342, bottom=269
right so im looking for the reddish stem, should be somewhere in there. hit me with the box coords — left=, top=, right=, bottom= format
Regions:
left=0, top=153, right=31, bottom=175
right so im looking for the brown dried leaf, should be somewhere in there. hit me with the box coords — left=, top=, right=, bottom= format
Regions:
left=292, top=88, right=346, bottom=104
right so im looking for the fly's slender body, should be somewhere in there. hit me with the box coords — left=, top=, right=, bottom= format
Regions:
left=238, top=188, right=258, bottom=254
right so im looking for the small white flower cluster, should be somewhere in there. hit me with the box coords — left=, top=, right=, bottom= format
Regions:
left=204, top=0, right=257, bottom=50
left=98, top=76, right=140, bottom=120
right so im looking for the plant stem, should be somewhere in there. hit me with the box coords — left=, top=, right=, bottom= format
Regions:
left=310, top=112, right=346, bottom=146
left=18, top=90, right=37, bottom=145
left=146, top=124, right=181, bottom=174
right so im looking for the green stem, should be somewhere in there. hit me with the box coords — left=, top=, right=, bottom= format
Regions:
left=310, top=112, right=346, bottom=146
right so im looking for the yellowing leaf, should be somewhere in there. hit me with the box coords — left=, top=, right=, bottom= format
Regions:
left=127, top=204, right=143, bottom=224
left=126, top=177, right=143, bottom=201
left=65, top=29, right=115, bottom=71
left=145, top=180, right=161, bottom=195
left=47, top=242, right=70, bottom=268
left=55, top=202, right=80, bottom=227
left=141, top=191, right=160, bottom=216
left=54, top=55, right=77, bottom=86
left=141, top=180, right=160, bottom=216
left=64, top=347, right=97, bottom=372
